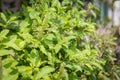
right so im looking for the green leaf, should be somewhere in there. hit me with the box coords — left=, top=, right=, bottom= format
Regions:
left=29, top=11, right=39, bottom=19
left=2, top=57, right=18, bottom=68
left=98, top=72, right=110, bottom=80
left=0, top=50, right=14, bottom=56
left=4, top=35, right=21, bottom=50
left=19, top=41, right=26, bottom=49
left=37, top=66, right=54, bottom=79
left=3, top=71, right=18, bottom=80
left=19, top=22, right=30, bottom=33
left=9, top=43, right=21, bottom=51
left=0, top=29, right=9, bottom=36
left=91, top=62, right=103, bottom=70
left=73, top=65, right=82, bottom=72
left=18, top=33, right=38, bottom=45
left=0, top=29, right=9, bottom=41
left=85, top=64, right=93, bottom=70
left=17, top=66, right=32, bottom=73
left=0, top=23, right=5, bottom=28
left=91, top=10, right=96, bottom=18
left=54, top=43, right=62, bottom=53
left=19, top=20, right=29, bottom=28
left=0, top=13, right=7, bottom=22
left=17, top=66, right=32, bottom=78
left=28, top=49, right=42, bottom=67
left=46, top=34, right=55, bottom=40
left=7, top=16, right=17, bottom=24
left=64, top=71, right=69, bottom=80
left=57, top=62, right=66, bottom=80
left=39, top=45, right=47, bottom=55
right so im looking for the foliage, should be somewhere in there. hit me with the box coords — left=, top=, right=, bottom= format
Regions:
left=0, top=0, right=119, bottom=80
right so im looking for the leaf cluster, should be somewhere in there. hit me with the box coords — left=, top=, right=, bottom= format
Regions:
left=0, top=0, right=119, bottom=80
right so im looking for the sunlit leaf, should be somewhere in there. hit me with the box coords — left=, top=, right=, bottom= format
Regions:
left=0, top=50, right=14, bottom=56
left=7, top=16, right=17, bottom=24
left=0, top=13, right=7, bottom=22
left=17, top=66, right=32, bottom=73
left=57, top=62, right=66, bottom=80
left=85, top=64, right=93, bottom=70
left=20, top=20, right=29, bottom=28
left=37, top=66, right=54, bottom=79
left=0, top=23, right=5, bottom=27
left=40, top=45, right=47, bottom=55
left=91, top=62, right=103, bottom=70
left=0, top=29, right=9, bottom=41
left=54, top=43, right=62, bottom=53
left=3, top=35, right=21, bottom=50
